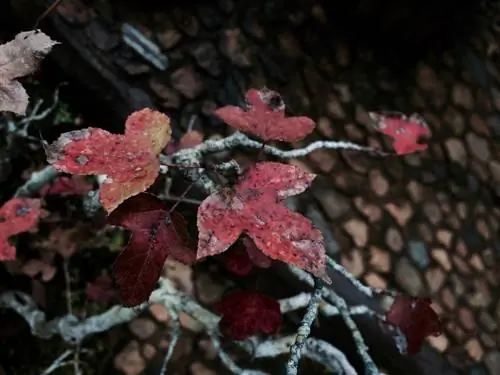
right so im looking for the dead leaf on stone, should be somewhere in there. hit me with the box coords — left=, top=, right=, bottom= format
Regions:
left=0, top=30, right=59, bottom=115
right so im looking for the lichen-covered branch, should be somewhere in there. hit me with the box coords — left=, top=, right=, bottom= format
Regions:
left=255, top=336, right=358, bottom=375
left=286, top=279, right=323, bottom=375
left=14, top=165, right=59, bottom=197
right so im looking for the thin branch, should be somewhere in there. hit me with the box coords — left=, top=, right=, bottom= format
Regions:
left=255, top=336, right=358, bottom=375
left=279, top=293, right=375, bottom=317
left=326, top=290, right=380, bottom=375
left=209, top=331, right=268, bottom=375
left=174, top=131, right=383, bottom=161
left=40, top=350, right=73, bottom=375
left=159, top=308, right=181, bottom=375
left=14, top=165, right=59, bottom=197
left=286, top=280, right=323, bottom=375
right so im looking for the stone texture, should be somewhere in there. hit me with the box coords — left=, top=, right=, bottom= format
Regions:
left=340, top=249, right=364, bottom=277
left=220, top=29, right=253, bottom=67
left=369, top=246, right=391, bottom=273
left=431, top=248, right=452, bottom=271
left=466, top=339, right=484, bottom=362
left=409, top=241, right=430, bottom=269
left=369, top=169, right=389, bottom=196
left=485, top=351, right=500, bottom=375
left=364, top=272, right=387, bottom=289
left=425, top=267, right=446, bottom=293
left=343, top=219, right=369, bottom=247
left=385, top=202, right=413, bottom=226
left=466, top=133, right=490, bottom=162
left=114, top=341, right=146, bottom=375
left=128, top=318, right=157, bottom=340
left=452, top=83, right=474, bottom=109
left=386, top=227, right=404, bottom=252
left=395, top=257, right=424, bottom=295
left=170, top=66, right=204, bottom=99
left=445, top=138, right=467, bottom=167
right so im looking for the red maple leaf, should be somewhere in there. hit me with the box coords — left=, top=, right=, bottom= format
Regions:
left=385, top=294, right=442, bottom=355
left=197, top=162, right=330, bottom=282
left=39, top=175, right=93, bottom=196
left=215, top=290, right=282, bottom=340
left=85, top=275, right=120, bottom=303
left=46, top=108, right=172, bottom=213
left=214, top=88, right=316, bottom=142
left=222, top=237, right=272, bottom=276
left=0, top=198, right=48, bottom=261
left=108, top=193, right=196, bottom=306
left=369, top=112, right=431, bottom=155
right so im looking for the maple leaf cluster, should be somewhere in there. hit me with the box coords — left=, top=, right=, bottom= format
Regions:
left=35, top=87, right=438, bottom=354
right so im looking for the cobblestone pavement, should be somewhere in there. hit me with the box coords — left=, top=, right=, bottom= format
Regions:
left=37, top=0, right=500, bottom=374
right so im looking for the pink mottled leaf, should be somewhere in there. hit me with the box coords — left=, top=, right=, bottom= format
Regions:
left=197, top=162, right=329, bottom=282
left=214, top=88, right=316, bottom=142
left=370, top=112, right=431, bottom=155
left=0, top=198, right=48, bottom=261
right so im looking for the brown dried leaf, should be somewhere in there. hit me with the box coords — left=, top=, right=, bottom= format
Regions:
left=0, top=30, right=59, bottom=115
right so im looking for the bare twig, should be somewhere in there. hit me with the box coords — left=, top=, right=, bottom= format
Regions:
left=159, top=308, right=181, bottom=375
left=255, top=336, right=358, bottom=375
left=15, top=165, right=59, bottom=197
left=286, top=279, right=323, bottom=375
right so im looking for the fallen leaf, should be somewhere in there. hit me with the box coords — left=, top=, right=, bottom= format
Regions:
left=215, top=290, right=282, bottom=340
left=369, top=112, right=431, bottom=155
left=39, top=175, right=93, bottom=196
left=214, top=88, right=316, bottom=142
left=385, top=294, right=442, bottom=354
left=108, top=193, right=196, bottom=307
left=242, top=236, right=272, bottom=268
left=197, top=162, right=330, bottom=282
left=0, top=30, right=59, bottom=114
left=46, top=108, right=172, bottom=212
left=0, top=198, right=47, bottom=261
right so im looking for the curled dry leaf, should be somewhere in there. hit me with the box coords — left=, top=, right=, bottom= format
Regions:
left=197, top=162, right=330, bottom=282
left=215, top=290, right=282, bottom=340
left=370, top=112, right=431, bottom=155
left=46, top=108, right=172, bottom=213
left=214, top=88, right=316, bottom=142
left=0, top=198, right=48, bottom=261
left=108, top=193, right=196, bottom=307
left=0, top=30, right=59, bottom=114
left=384, top=294, right=442, bottom=355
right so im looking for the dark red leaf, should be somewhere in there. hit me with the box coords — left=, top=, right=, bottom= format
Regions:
left=214, top=88, right=315, bottom=142
left=370, top=112, right=431, bottom=155
left=215, top=290, right=282, bottom=340
left=197, top=162, right=329, bottom=282
left=0, top=198, right=48, bottom=261
left=385, top=294, right=442, bottom=354
left=109, top=193, right=196, bottom=307
left=222, top=246, right=254, bottom=276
